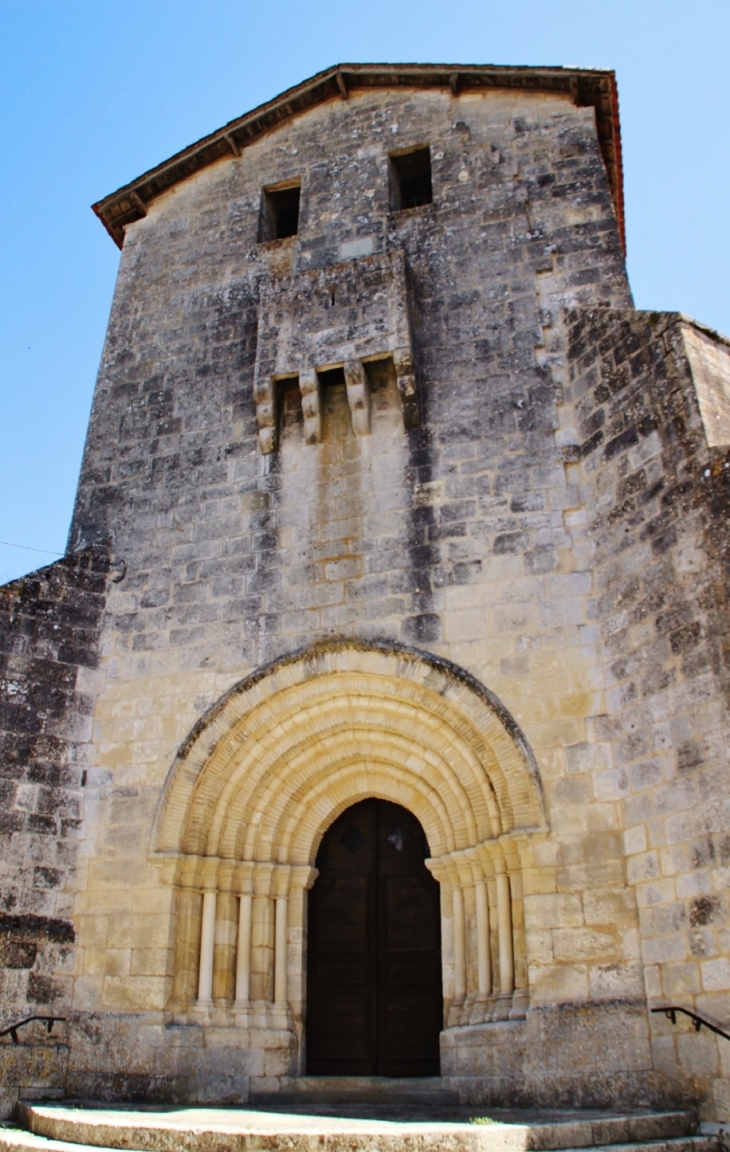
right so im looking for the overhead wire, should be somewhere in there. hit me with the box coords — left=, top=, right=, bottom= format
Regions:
left=0, top=540, right=64, bottom=556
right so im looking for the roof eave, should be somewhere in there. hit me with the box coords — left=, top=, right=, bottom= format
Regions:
left=92, top=62, right=625, bottom=252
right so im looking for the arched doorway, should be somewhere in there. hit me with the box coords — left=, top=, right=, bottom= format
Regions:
left=154, top=641, right=546, bottom=1075
left=307, top=799, right=441, bottom=1076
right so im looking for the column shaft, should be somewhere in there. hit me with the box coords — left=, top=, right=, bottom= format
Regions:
left=476, top=880, right=491, bottom=996
left=274, top=896, right=288, bottom=1006
left=497, top=872, right=514, bottom=994
left=452, top=887, right=466, bottom=1000
left=235, top=893, right=253, bottom=1004
left=251, top=893, right=274, bottom=1002
left=197, top=889, right=217, bottom=1005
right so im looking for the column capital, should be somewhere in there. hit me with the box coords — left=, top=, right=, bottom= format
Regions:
left=431, top=855, right=460, bottom=888
left=201, top=857, right=219, bottom=890
left=234, top=861, right=256, bottom=893
left=290, top=864, right=318, bottom=890
left=272, top=863, right=292, bottom=898
left=252, top=861, right=275, bottom=895
left=216, top=861, right=238, bottom=892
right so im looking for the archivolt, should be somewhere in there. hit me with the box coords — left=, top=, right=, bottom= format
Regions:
left=153, top=640, right=545, bottom=865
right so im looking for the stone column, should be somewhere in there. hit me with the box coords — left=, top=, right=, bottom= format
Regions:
left=213, top=865, right=238, bottom=1003
left=235, top=893, right=253, bottom=1005
left=168, top=879, right=203, bottom=1010
left=506, top=835, right=530, bottom=1019
left=272, top=863, right=291, bottom=1008
left=452, top=886, right=467, bottom=1001
left=425, top=855, right=452, bottom=1014
left=286, top=864, right=318, bottom=1055
left=496, top=871, right=514, bottom=995
left=274, top=895, right=288, bottom=1006
left=196, top=888, right=217, bottom=1006
left=251, top=863, right=275, bottom=1003
left=476, top=880, right=492, bottom=997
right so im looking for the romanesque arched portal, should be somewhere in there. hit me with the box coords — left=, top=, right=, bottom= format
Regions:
left=152, top=641, right=546, bottom=1067
left=307, top=797, right=443, bottom=1076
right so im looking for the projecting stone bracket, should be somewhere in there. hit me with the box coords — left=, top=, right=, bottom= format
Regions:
left=393, top=347, right=420, bottom=431
left=344, top=360, right=371, bottom=437
left=299, top=369, right=323, bottom=446
left=254, top=378, right=278, bottom=456
left=253, top=249, right=419, bottom=453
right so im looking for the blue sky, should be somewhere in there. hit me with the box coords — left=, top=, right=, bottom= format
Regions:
left=1, top=0, right=728, bottom=583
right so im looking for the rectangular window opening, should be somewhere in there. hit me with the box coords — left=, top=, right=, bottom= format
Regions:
left=260, top=183, right=301, bottom=241
left=390, top=147, right=433, bottom=211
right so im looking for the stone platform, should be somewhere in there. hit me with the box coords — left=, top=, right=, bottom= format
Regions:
left=0, top=1101, right=719, bottom=1152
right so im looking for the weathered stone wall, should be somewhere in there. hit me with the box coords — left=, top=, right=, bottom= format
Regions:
left=60, top=83, right=658, bottom=1107
left=0, top=549, right=109, bottom=1116
left=562, top=310, right=730, bottom=1119
left=3, top=81, right=726, bottom=1115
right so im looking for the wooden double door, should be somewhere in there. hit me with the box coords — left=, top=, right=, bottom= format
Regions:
left=306, top=798, right=442, bottom=1076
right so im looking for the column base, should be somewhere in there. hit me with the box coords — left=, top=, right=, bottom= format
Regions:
left=233, top=999, right=291, bottom=1029
left=192, top=1000, right=214, bottom=1024
left=468, top=994, right=492, bottom=1025
left=509, top=988, right=529, bottom=1020
left=488, top=991, right=513, bottom=1021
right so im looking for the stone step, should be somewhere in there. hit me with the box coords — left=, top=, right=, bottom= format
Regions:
left=0, top=1129, right=145, bottom=1152
left=249, top=1100, right=701, bottom=1146
left=0, top=1132, right=719, bottom=1152
left=12, top=1103, right=717, bottom=1152
left=252, top=1075, right=461, bottom=1105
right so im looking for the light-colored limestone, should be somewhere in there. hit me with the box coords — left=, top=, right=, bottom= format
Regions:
left=1, top=76, right=721, bottom=1120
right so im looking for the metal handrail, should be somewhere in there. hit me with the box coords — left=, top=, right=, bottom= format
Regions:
left=652, top=1006, right=730, bottom=1042
left=0, top=1015, right=65, bottom=1045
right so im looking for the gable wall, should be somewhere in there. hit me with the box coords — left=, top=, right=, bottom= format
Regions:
left=9, top=83, right=728, bottom=1113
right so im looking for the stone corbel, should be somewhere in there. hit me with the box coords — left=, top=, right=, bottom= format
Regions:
left=393, top=347, right=420, bottom=429
left=299, top=369, right=323, bottom=445
left=255, top=377, right=278, bottom=455
left=344, top=359, right=371, bottom=436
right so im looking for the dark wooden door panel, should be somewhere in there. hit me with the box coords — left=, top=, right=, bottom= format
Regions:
left=381, top=954, right=441, bottom=983
left=307, top=798, right=442, bottom=1076
left=307, top=987, right=372, bottom=1061
left=379, top=985, right=443, bottom=1074
left=312, top=876, right=370, bottom=948
left=311, top=955, right=370, bottom=983
left=381, top=876, right=441, bottom=949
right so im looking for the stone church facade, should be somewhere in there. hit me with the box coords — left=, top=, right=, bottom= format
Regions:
left=1, top=64, right=729, bottom=1118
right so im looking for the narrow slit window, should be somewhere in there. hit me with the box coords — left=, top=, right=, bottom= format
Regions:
left=390, top=147, right=433, bottom=211
left=260, top=183, right=301, bottom=241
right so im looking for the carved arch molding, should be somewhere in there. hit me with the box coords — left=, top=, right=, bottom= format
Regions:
left=152, top=641, right=547, bottom=1042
